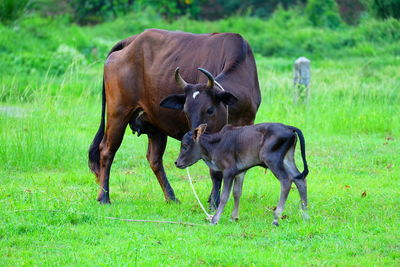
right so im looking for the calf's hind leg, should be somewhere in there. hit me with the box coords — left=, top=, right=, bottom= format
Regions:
left=263, top=153, right=292, bottom=226
left=284, top=145, right=309, bottom=219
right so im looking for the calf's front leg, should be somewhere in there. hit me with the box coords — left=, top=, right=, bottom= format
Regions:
left=210, top=172, right=235, bottom=225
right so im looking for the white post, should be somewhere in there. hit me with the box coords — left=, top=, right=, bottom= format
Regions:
left=293, top=57, right=311, bottom=104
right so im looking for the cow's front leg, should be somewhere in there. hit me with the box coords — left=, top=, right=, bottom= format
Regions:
left=231, top=172, right=245, bottom=221
left=211, top=171, right=235, bottom=225
left=147, top=132, right=178, bottom=202
left=208, top=169, right=222, bottom=211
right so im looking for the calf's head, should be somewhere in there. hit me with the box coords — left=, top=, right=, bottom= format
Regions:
left=175, top=124, right=207, bottom=169
left=160, top=68, right=238, bottom=133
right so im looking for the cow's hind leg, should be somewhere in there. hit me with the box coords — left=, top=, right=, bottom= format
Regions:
left=97, top=113, right=129, bottom=204
left=231, top=172, right=245, bottom=221
left=147, top=132, right=177, bottom=202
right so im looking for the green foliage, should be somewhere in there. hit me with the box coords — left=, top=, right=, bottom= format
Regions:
left=200, top=0, right=307, bottom=19
left=363, top=0, right=400, bottom=19
left=0, top=0, right=30, bottom=24
left=69, top=0, right=135, bottom=24
left=305, top=0, right=343, bottom=28
left=137, top=0, right=201, bottom=20
left=335, top=0, right=365, bottom=25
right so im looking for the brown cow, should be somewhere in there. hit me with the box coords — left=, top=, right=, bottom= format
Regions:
left=88, top=29, right=261, bottom=205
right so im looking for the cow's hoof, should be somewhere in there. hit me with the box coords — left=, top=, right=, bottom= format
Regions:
left=272, top=221, right=279, bottom=227
left=98, top=196, right=111, bottom=205
left=209, top=222, right=218, bottom=226
left=166, top=198, right=180, bottom=204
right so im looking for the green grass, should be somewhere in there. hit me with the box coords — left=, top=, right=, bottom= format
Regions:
left=1, top=55, right=399, bottom=265
left=1, top=12, right=400, bottom=266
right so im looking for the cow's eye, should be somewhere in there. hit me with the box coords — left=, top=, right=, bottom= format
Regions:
left=182, top=144, right=188, bottom=151
left=206, top=107, right=214, bottom=115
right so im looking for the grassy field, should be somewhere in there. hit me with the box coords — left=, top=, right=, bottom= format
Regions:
left=1, top=14, right=400, bottom=266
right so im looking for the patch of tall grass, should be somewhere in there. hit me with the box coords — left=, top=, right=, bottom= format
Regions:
left=0, top=55, right=398, bottom=173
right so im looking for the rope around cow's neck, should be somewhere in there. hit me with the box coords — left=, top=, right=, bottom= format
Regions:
left=186, top=80, right=228, bottom=220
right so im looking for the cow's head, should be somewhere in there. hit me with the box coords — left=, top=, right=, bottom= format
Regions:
left=160, top=68, right=238, bottom=133
left=175, top=124, right=207, bottom=169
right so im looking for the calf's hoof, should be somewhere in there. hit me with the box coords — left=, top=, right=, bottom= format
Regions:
left=272, top=221, right=279, bottom=227
left=230, top=216, right=239, bottom=222
left=210, top=216, right=219, bottom=225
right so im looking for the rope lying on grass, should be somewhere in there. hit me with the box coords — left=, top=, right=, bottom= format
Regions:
left=13, top=209, right=205, bottom=227
left=186, top=168, right=212, bottom=220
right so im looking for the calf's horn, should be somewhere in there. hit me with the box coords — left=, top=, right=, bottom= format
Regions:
left=175, top=67, right=188, bottom=88
left=198, top=68, right=215, bottom=89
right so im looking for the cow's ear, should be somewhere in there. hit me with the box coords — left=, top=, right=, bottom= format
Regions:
left=160, top=94, right=186, bottom=110
left=193, top=123, right=207, bottom=142
left=216, top=91, right=238, bottom=106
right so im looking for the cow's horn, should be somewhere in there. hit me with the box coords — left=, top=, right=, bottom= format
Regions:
left=175, top=67, right=188, bottom=89
left=198, top=68, right=215, bottom=89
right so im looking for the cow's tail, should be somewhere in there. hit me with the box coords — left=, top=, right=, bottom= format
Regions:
left=291, top=127, right=309, bottom=179
left=88, top=78, right=106, bottom=180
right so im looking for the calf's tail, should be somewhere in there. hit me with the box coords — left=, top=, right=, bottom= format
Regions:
left=88, top=78, right=106, bottom=179
left=291, top=127, right=309, bottom=179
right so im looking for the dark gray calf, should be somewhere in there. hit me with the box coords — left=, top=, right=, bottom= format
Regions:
left=175, top=123, right=309, bottom=225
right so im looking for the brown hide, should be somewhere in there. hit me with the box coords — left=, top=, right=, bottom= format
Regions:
left=104, top=29, right=260, bottom=139
left=89, top=29, right=261, bottom=204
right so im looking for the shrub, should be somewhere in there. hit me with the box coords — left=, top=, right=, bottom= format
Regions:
left=363, top=0, right=400, bottom=19
left=0, top=0, right=30, bottom=25
left=305, top=0, right=343, bottom=28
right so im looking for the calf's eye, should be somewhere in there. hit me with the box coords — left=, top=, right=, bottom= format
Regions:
left=206, top=107, right=214, bottom=115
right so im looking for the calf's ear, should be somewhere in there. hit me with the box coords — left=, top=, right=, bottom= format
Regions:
left=193, top=123, right=207, bottom=142
left=216, top=91, right=238, bottom=106
left=160, top=94, right=186, bottom=110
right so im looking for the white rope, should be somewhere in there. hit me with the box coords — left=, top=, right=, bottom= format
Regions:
left=186, top=168, right=212, bottom=219
left=185, top=80, right=229, bottom=221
